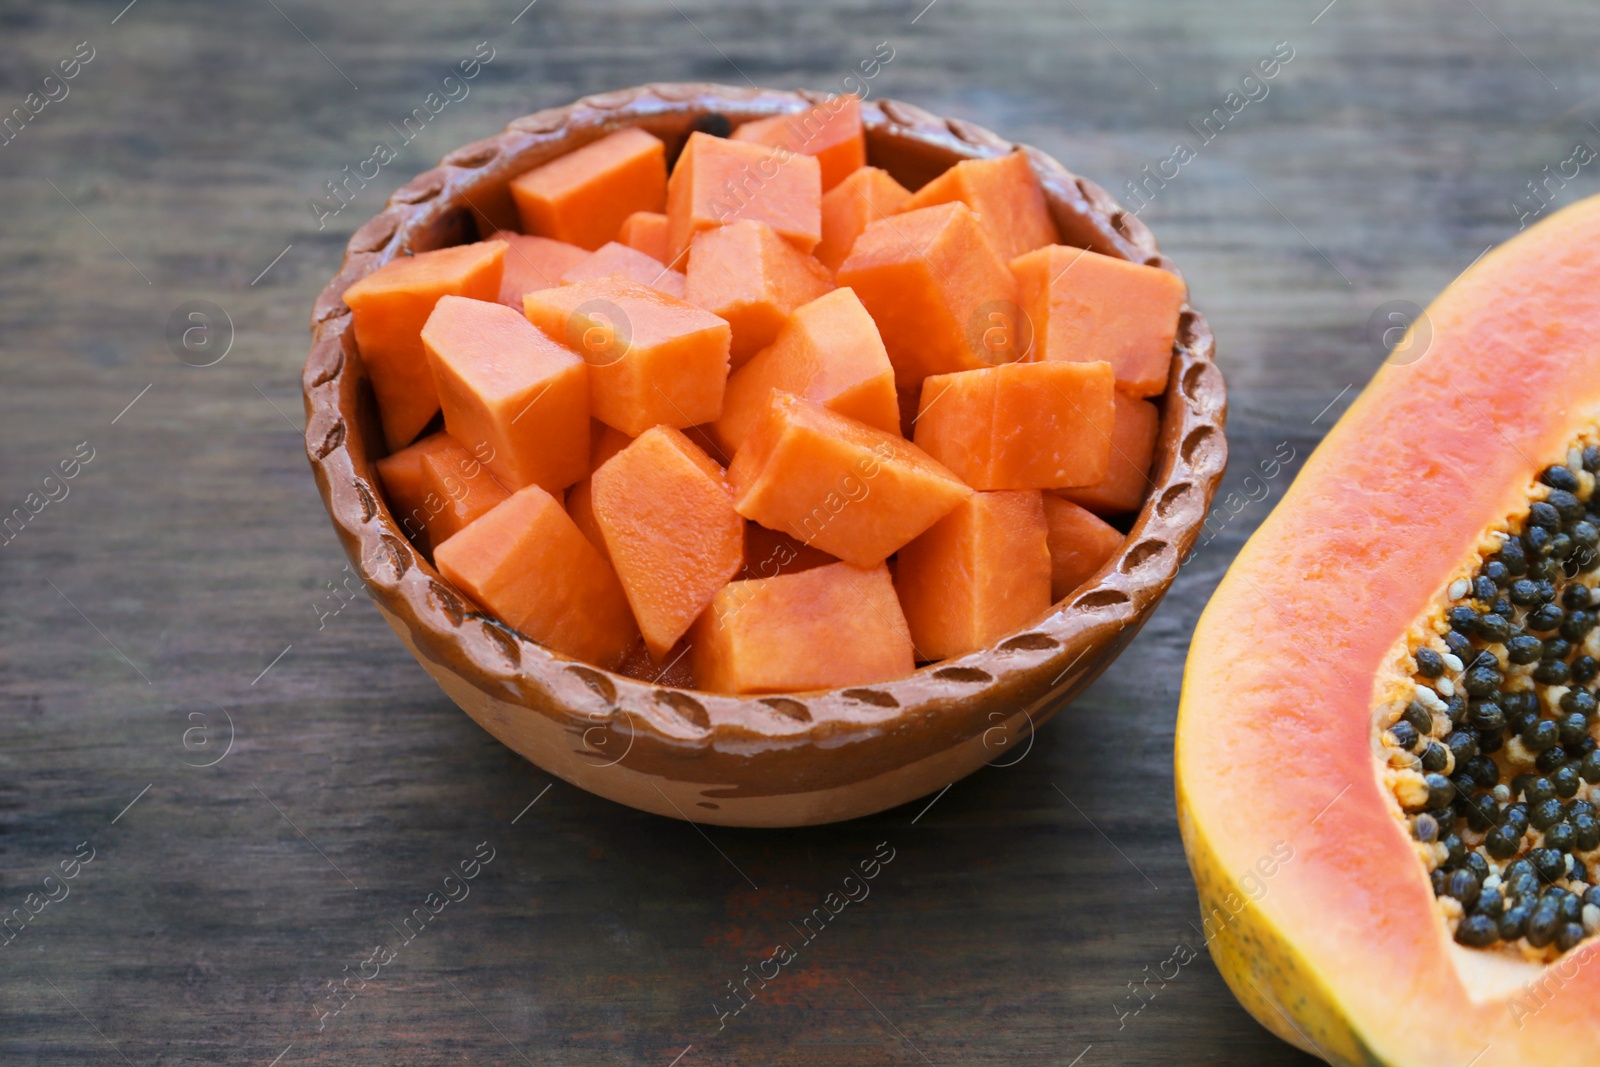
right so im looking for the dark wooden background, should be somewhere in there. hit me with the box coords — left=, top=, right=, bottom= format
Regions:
left=4, top=0, right=1598, bottom=1063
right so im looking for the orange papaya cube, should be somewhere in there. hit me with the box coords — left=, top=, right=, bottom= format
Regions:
left=1042, top=494, right=1125, bottom=600
left=509, top=127, right=667, bottom=251
left=815, top=165, right=913, bottom=273
left=489, top=231, right=589, bottom=308
left=902, top=150, right=1057, bottom=262
left=689, top=561, right=914, bottom=694
left=565, top=423, right=633, bottom=561
left=433, top=485, right=639, bottom=668
left=685, top=220, right=834, bottom=367
left=1055, top=391, right=1160, bottom=515
left=591, top=427, right=745, bottom=659
left=729, top=95, right=866, bottom=191
left=617, top=210, right=670, bottom=262
left=343, top=240, right=506, bottom=450
left=561, top=240, right=687, bottom=299
left=418, top=445, right=510, bottom=547
left=421, top=296, right=590, bottom=494
left=714, top=287, right=897, bottom=453
left=914, top=360, right=1115, bottom=490
left=836, top=202, right=1018, bottom=388
left=1011, top=245, right=1184, bottom=398
left=728, top=393, right=972, bottom=566
left=521, top=276, right=731, bottom=436
left=666, top=132, right=822, bottom=261
left=894, top=490, right=1052, bottom=661
left=375, top=432, right=466, bottom=552
left=739, top=522, right=837, bottom=581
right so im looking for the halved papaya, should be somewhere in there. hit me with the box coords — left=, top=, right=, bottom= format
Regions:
left=1177, top=196, right=1600, bottom=1066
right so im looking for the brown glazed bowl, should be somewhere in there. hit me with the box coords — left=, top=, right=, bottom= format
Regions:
left=301, top=83, right=1227, bottom=827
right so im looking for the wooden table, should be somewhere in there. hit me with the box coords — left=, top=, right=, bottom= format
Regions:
left=4, top=0, right=1594, bottom=1063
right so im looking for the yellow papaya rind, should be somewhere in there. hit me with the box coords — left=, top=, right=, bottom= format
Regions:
left=1179, top=759, right=1383, bottom=1066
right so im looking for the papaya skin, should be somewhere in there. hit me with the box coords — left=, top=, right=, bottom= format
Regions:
left=1177, top=194, right=1600, bottom=1066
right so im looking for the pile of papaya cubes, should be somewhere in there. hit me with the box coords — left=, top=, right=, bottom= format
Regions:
left=346, top=95, right=1184, bottom=694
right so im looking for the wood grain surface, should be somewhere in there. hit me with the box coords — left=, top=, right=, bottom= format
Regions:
left=3, top=1, right=1598, bottom=1064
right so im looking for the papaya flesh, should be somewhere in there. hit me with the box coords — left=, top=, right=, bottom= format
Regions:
left=1177, top=195, right=1600, bottom=1067
left=728, top=392, right=973, bottom=567
left=490, top=231, right=588, bottom=308
left=342, top=239, right=506, bottom=450
left=509, top=127, right=667, bottom=251
left=689, top=560, right=914, bottom=694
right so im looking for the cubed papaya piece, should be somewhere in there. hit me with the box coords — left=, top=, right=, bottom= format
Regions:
left=1011, top=245, right=1184, bottom=398
left=836, top=202, right=1018, bottom=388
left=565, top=422, right=634, bottom=560
left=343, top=240, right=506, bottom=450
left=739, top=522, right=838, bottom=581
left=433, top=485, right=639, bottom=668
left=591, top=427, right=744, bottom=659
left=561, top=240, right=686, bottom=298
left=617, top=210, right=670, bottom=262
left=815, top=165, right=913, bottom=273
left=489, top=231, right=589, bottom=308
left=521, top=276, right=731, bottom=436
left=421, top=296, right=590, bottom=494
left=914, top=360, right=1115, bottom=490
left=685, top=220, right=834, bottom=367
left=1042, top=494, right=1125, bottom=600
left=509, top=127, right=667, bottom=251
left=714, top=287, right=897, bottom=453
left=728, top=393, right=972, bottom=566
left=666, top=132, right=822, bottom=261
left=894, top=490, right=1052, bottom=661
left=419, top=445, right=510, bottom=547
left=1055, top=391, right=1160, bottom=515
left=375, top=432, right=475, bottom=553
left=689, top=561, right=914, bottom=694
left=729, top=95, right=865, bottom=191
left=903, top=150, right=1057, bottom=262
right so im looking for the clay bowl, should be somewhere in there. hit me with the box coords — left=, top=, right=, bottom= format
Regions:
left=301, top=83, right=1227, bottom=828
